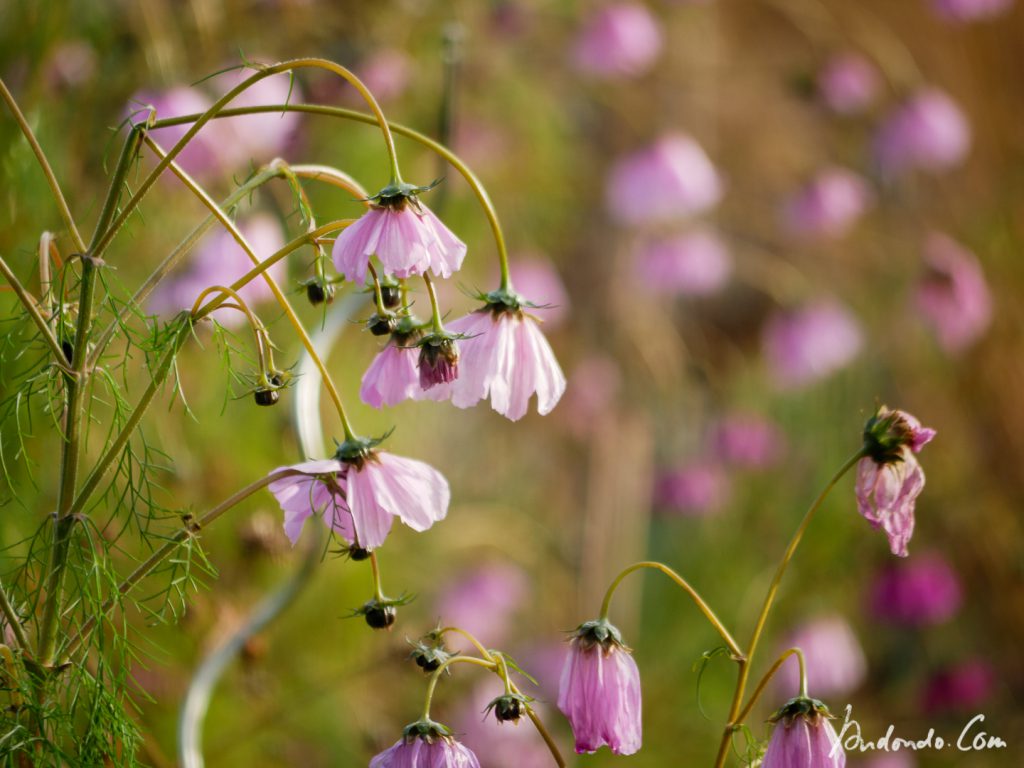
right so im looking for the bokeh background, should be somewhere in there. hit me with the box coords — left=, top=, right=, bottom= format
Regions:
left=2, top=0, right=1023, bottom=765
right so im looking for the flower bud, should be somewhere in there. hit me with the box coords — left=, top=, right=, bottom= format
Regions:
left=253, top=388, right=280, bottom=407
left=305, top=279, right=335, bottom=306
left=368, top=312, right=398, bottom=336
left=363, top=602, right=397, bottom=630
left=408, top=640, right=453, bottom=673
left=418, top=335, right=459, bottom=389
left=486, top=693, right=529, bottom=723
left=380, top=283, right=402, bottom=309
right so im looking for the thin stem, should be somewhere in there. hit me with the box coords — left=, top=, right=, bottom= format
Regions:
left=0, top=579, right=30, bottom=652
left=367, top=264, right=388, bottom=316
left=422, top=274, right=444, bottom=332
left=420, top=655, right=496, bottom=720
left=599, top=561, right=743, bottom=659
left=368, top=552, right=385, bottom=602
left=0, top=254, right=69, bottom=368
left=436, top=626, right=493, bottom=661
left=189, top=284, right=269, bottom=372
left=524, top=703, right=567, bottom=768
left=0, top=77, right=87, bottom=252
left=733, top=648, right=807, bottom=727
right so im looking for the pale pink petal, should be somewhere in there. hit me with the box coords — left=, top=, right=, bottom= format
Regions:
left=345, top=464, right=394, bottom=550
left=359, top=343, right=421, bottom=408
left=369, top=453, right=450, bottom=531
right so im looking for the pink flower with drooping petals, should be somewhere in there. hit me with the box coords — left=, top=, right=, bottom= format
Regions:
left=441, top=301, right=566, bottom=421
left=915, top=232, right=992, bottom=354
left=558, top=620, right=642, bottom=756
left=573, top=3, right=663, bottom=79
left=370, top=735, right=481, bottom=768
left=875, top=88, right=971, bottom=176
left=778, top=616, right=866, bottom=699
left=606, top=134, right=723, bottom=226
left=712, top=414, right=785, bottom=469
left=931, top=0, right=1013, bottom=22
left=762, top=301, right=863, bottom=390
left=922, top=659, right=994, bottom=714
left=332, top=200, right=467, bottom=285
left=782, top=167, right=873, bottom=240
left=763, top=702, right=845, bottom=768
left=360, top=334, right=451, bottom=408
left=868, top=553, right=963, bottom=626
left=266, top=448, right=448, bottom=551
left=653, top=461, right=729, bottom=517
left=437, top=563, right=528, bottom=649
left=635, top=228, right=732, bottom=296
left=817, top=52, right=880, bottom=115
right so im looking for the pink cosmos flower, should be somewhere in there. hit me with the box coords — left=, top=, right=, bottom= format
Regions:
left=266, top=445, right=449, bottom=551
left=558, top=619, right=642, bottom=756
left=370, top=731, right=481, bottom=768
left=875, top=88, right=971, bottom=176
left=930, top=0, right=1013, bottom=22
left=915, top=232, right=992, bottom=354
left=782, top=168, right=873, bottom=240
left=436, top=563, right=528, bottom=649
left=763, top=699, right=845, bottom=768
left=653, top=461, right=730, bottom=517
left=634, top=229, right=732, bottom=296
left=778, top=616, right=866, bottom=699
left=711, top=414, right=785, bottom=469
left=332, top=193, right=467, bottom=285
left=922, top=659, right=994, bottom=714
left=817, top=52, right=880, bottom=115
left=762, top=300, right=863, bottom=390
left=573, top=3, right=663, bottom=79
left=606, top=134, right=723, bottom=226
left=868, top=553, right=963, bottom=626
left=856, top=407, right=936, bottom=557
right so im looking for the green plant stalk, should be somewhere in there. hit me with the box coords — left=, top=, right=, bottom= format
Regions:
left=0, top=254, right=68, bottom=368
left=733, top=647, right=807, bottom=727
left=0, top=578, right=30, bottom=652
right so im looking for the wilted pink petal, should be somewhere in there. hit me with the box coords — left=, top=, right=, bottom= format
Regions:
left=778, top=616, right=866, bottom=698
left=875, top=88, right=971, bottom=176
left=635, top=229, right=732, bottom=296
left=915, top=232, right=992, bottom=354
left=817, top=52, right=880, bottom=115
left=711, top=413, right=785, bottom=469
left=762, top=708, right=845, bottom=768
left=762, top=301, right=863, bottom=390
left=360, top=342, right=421, bottom=408
left=653, top=461, right=729, bottom=517
left=782, top=168, right=872, bottom=240
left=855, top=452, right=923, bottom=557
left=266, top=459, right=353, bottom=544
left=573, top=3, right=663, bottom=79
left=606, top=134, right=723, bottom=226
left=868, top=553, right=963, bottom=626
left=931, top=0, right=1013, bottom=22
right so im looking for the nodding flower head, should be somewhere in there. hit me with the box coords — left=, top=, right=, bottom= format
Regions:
left=408, top=634, right=454, bottom=673
left=558, top=618, right=642, bottom=756
left=485, top=692, right=531, bottom=724
left=417, top=333, right=460, bottom=390
left=369, top=720, right=481, bottom=768
left=763, top=697, right=845, bottom=768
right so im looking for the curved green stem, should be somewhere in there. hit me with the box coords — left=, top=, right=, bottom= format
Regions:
left=422, top=274, right=445, bottom=332
left=436, top=626, right=494, bottom=661
left=368, top=552, right=385, bottom=602
left=599, top=561, right=743, bottom=659
left=733, top=647, right=807, bottom=727
left=420, top=655, right=496, bottom=720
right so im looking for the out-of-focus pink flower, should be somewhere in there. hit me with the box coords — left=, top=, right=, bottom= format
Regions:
left=499, top=256, right=570, bottom=328
left=332, top=198, right=466, bottom=284
left=558, top=619, right=642, bottom=755
left=778, top=616, right=867, bottom=699
left=856, top=407, right=936, bottom=558
left=45, top=41, right=97, bottom=90
left=868, top=553, right=963, bottom=626
left=561, top=356, right=622, bottom=437
left=266, top=459, right=354, bottom=545
left=930, top=0, right=1014, bottom=22
left=573, top=3, right=663, bottom=79
left=370, top=733, right=481, bottom=768
left=817, top=52, right=880, bottom=115
left=130, top=86, right=224, bottom=177
left=782, top=168, right=873, bottom=240
left=606, top=134, right=723, bottom=226
left=922, top=659, right=994, bottom=714
left=762, top=301, right=863, bottom=390
left=875, top=88, right=971, bottom=176
left=763, top=701, right=845, bottom=768
left=436, top=563, right=528, bottom=648
left=711, top=413, right=785, bottom=469
left=915, top=232, right=992, bottom=354
left=653, top=461, right=729, bottom=517
left=634, top=229, right=732, bottom=296
left=148, top=213, right=285, bottom=326
left=357, top=49, right=412, bottom=104
left=211, top=69, right=303, bottom=169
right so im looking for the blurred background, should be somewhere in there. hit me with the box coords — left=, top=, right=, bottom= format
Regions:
left=2, top=0, right=1023, bottom=765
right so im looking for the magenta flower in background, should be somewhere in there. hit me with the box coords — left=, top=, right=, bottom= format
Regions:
left=211, top=69, right=303, bottom=169
left=634, top=229, right=732, bottom=296
left=332, top=195, right=467, bottom=285
left=455, top=682, right=552, bottom=768
left=782, top=167, right=873, bottom=240
left=653, top=461, right=729, bottom=517
left=915, top=232, right=992, bottom=354
left=762, top=699, right=845, bottom=768
left=863, top=753, right=917, bottom=768
left=817, top=52, right=880, bottom=115
left=875, top=88, right=971, bottom=176
left=922, top=659, right=994, bottom=714
left=357, top=49, right=412, bottom=104
left=130, top=86, right=223, bottom=177
left=370, top=731, right=481, bottom=768
left=778, top=616, right=867, bottom=699
left=868, top=552, right=963, bottom=626
left=266, top=460, right=354, bottom=545
left=856, top=407, right=936, bottom=557
left=558, top=619, right=642, bottom=755
left=606, top=133, right=723, bottom=226
left=148, top=213, right=285, bottom=326
left=930, top=0, right=1014, bottom=22
left=762, top=300, right=863, bottom=390
left=573, top=3, right=663, bottom=79
left=436, top=563, right=528, bottom=649
left=711, top=413, right=785, bottom=469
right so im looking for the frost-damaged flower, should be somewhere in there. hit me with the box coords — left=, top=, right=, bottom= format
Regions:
left=868, top=552, right=963, bottom=626
left=817, top=52, right=880, bottom=115
left=558, top=618, right=642, bottom=756
left=634, top=228, right=732, bottom=297
left=915, top=232, right=992, bottom=354
left=778, top=616, right=866, bottom=699
left=370, top=720, right=480, bottom=768
left=856, top=407, right=936, bottom=557
left=874, top=88, right=970, bottom=176
left=782, top=167, right=872, bottom=240
left=763, top=697, right=845, bottom=768
left=573, top=3, right=663, bottom=79
left=440, top=289, right=566, bottom=421
left=332, top=182, right=466, bottom=285
left=931, top=0, right=1014, bottom=23
left=267, top=436, right=449, bottom=550
left=762, top=300, right=863, bottom=390
left=606, top=133, right=723, bottom=226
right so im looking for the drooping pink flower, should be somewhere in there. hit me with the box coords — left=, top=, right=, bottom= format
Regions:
left=653, top=461, right=729, bottom=517
left=762, top=699, right=845, bottom=768
left=922, top=659, right=994, bottom=714
left=875, top=88, right=971, bottom=176
left=856, top=407, right=936, bottom=557
left=442, top=297, right=566, bottom=421
left=332, top=194, right=466, bottom=285
left=915, top=232, right=992, bottom=354
left=148, top=213, right=286, bottom=326
left=360, top=331, right=450, bottom=408
left=634, top=229, right=732, bottom=296
left=782, top=168, right=873, bottom=240
left=762, top=301, right=863, bottom=390
left=778, top=616, right=866, bottom=699
left=930, top=0, right=1013, bottom=22
left=606, top=134, right=723, bottom=226
left=370, top=727, right=481, bottom=768
left=817, top=52, right=880, bottom=115
left=266, top=445, right=449, bottom=551
left=558, top=619, right=642, bottom=756
left=573, top=3, right=663, bottom=79
left=436, top=563, right=528, bottom=649
left=711, top=413, right=785, bottom=469
left=868, top=553, right=963, bottom=626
